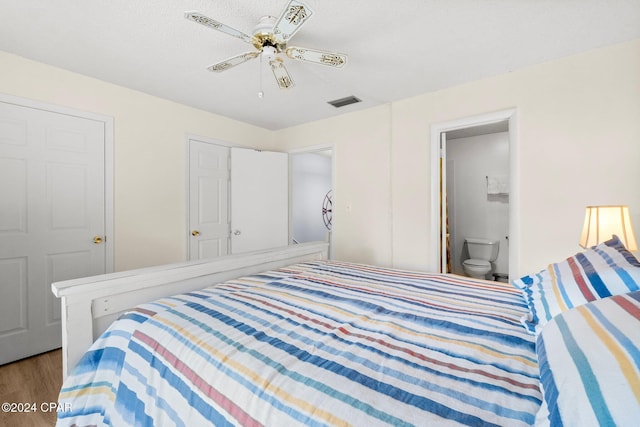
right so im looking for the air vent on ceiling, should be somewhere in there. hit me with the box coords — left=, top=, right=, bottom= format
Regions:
left=328, top=95, right=361, bottom=108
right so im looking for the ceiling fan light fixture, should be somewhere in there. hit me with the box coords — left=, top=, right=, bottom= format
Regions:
left=262, top=45, right=278, bottom=61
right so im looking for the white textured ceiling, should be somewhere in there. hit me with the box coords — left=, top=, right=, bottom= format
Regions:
left=1, top=0, right=639, bottom=130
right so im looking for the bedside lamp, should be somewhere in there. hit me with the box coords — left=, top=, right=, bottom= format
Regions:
left=579, top=205, right=638, bottom=251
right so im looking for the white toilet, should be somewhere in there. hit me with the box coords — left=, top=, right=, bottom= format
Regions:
left=462, top=238, right=499, bottom=279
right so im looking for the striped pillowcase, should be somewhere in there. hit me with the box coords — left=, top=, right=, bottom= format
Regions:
left=536, top=291, right=640, bottom=426
left=513, top=235, right=640, bottom=334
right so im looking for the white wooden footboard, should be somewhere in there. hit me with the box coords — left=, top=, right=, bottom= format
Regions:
left=52, top=242, right=329, bottom=378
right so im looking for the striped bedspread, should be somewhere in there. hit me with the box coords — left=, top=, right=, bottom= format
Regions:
left=57, top=261, right=541, bottom=426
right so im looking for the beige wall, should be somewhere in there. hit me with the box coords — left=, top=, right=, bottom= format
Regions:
left=275, top=104, right=393, bottom=266
left=3, top=39, right=639, bottom=276
left=278, top=39, right=640, bottom=276
left=0, top=51, right=273, bottom=271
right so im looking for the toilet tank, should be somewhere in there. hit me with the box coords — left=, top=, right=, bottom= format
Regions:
left=465, top=238, right=499, bottom=261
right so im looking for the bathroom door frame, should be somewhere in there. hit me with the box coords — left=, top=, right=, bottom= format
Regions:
left=429, top=108, right=518, bottom=279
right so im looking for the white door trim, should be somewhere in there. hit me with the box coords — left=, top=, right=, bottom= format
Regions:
left=0, top=92, right=115, bottom=272
left=429, top=108, right=518, bottom=279
left=439, top=131, right=448, bottom=273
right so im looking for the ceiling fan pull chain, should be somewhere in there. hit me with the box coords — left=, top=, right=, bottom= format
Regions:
left=258, top=53, right=264, bottom=99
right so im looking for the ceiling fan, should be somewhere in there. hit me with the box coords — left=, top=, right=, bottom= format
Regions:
left=185, top=0, right=347, bottom=90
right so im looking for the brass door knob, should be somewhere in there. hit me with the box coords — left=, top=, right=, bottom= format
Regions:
left=93, top=236, right=103, bottom=244
left=191, top=230, right=200, bottom=237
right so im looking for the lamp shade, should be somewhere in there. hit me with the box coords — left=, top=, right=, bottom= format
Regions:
left=579, top=205, right=638, bottom=251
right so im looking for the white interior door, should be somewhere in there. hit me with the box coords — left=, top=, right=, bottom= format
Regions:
left=188, top=140, right=230, bottom=260
left=231, top=147, right=288, bottom=254
left=0, top=101, right=106, bottom=364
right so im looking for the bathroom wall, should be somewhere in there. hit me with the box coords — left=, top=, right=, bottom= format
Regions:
left=446, top=132, right=510, bottom=277
left=291, top=152, right=332, bottom=243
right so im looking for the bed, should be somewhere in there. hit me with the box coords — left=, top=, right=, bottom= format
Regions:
left=52, top=238, right=640, bottom=426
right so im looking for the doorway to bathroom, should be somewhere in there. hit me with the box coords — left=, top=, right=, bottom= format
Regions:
left=290, top=147, right=334, bottom=257
left=430, top=109, right=518, bottom=281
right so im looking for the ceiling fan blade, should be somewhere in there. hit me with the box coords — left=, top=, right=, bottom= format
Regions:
left=185, top=11, right=254, bottom=44
left=207, top=52, right=260, bottom=72
left=273, top=0, right=314, bottom=43
left=286, top=47, right=347, bottom=68
left=269, top=58, right=295, bottom=89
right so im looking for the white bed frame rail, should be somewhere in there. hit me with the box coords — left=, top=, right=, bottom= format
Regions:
left=52, top=242, right=329, bottom=378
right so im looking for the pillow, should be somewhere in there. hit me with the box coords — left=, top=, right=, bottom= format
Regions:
left=513, top=235, right=640, bottom=334
left=535, top=291, right=640, bottom=426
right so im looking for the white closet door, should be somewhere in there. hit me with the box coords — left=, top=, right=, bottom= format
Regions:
left=188, top=140, right=230, bottom=260
left=0, top=101, right=106, bottom=364
left=230, top=147, right=288, bottom=254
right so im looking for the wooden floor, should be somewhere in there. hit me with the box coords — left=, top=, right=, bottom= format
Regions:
left=0, top=349, right=63, bottom=427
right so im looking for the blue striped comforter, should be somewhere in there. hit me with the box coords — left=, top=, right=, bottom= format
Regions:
left=57, top=261, right=541, bottom=426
